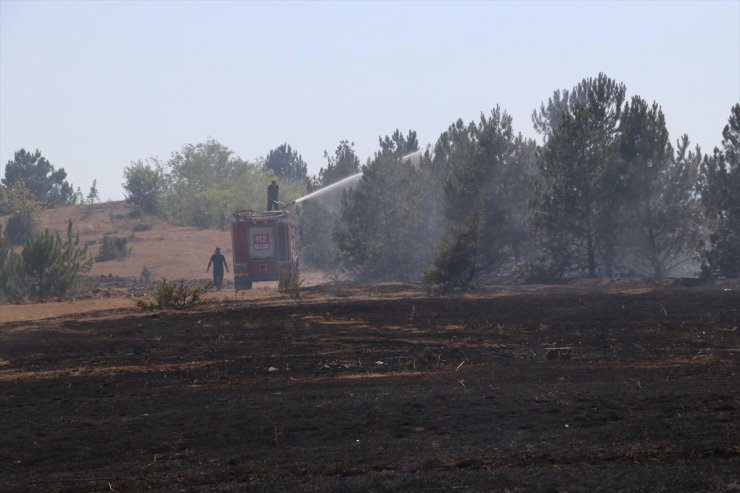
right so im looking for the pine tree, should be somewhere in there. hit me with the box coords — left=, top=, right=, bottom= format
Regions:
left=318, top=141, right=361, bottom=187
left=0, top=224, right=24, bottom=302
left=264, top=143, right=309, bottom=183
left=700, top=104, right=740, bottom=277
left=2, top=180, right=46, bottom=245
left=334, top=130, right=434, bottom=281
left=86, top=179, right=100, bottom=205
left=2, top=149, right=76, bottom=207
left=300, top=141, right=362, bottom=269
left=20, top=220, right=92, bottom=299
left=530, top=74, right=626, bottom=277
left=616, top=98, right=702, bottom=277
left=424, top=108, right=538, bottom=289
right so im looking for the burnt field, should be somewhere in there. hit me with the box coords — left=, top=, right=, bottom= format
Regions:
left=0, top=283, right=738, bottom=492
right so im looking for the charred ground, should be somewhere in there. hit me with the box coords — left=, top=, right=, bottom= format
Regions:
left=0, top=283, right=738, bottom=492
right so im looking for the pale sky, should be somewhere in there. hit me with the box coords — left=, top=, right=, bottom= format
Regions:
left=1, top=0, right=739, bottom=201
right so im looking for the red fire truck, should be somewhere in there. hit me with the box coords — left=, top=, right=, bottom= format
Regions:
left=230, top=209, right=300, bottom=290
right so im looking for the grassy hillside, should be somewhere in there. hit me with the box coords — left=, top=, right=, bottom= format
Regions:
left=4, top=201, right=232, bottom=282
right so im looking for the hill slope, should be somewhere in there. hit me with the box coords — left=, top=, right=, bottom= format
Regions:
left=17, top=201, right=232, bottom=281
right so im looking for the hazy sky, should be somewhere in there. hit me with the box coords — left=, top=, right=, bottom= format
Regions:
left=1, top=1, right=739, bottom=201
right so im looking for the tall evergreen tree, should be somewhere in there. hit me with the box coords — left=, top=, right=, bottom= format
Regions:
left=86, top=180, right=100, bottom=205
left=318, top=140, right=361, bottom=187
left=19, top=220, right=92, bottom=299
left=2, top=149, right=76, bottom=208
left=425, top=108, right=538, bottom=289
left=299, top=141, right=362, bottom=269
left=530, top=74, right=626, bottom=277
left=334, top=130, right=433, bottom=281
left=700, top=104, right=740, bottom=277
left=1, top=180, right=46, bottom=244
left=0, top=224, right=23, bottom=302
left=617, top=96, right=702, bottom=276
left=264, top=143, right=309, bottom=183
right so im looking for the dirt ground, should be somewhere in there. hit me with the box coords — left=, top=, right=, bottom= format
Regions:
left=0, top=280, right=738, bottom=492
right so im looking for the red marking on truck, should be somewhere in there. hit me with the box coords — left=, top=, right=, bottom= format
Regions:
left=253, top=233, right=270, bottom=250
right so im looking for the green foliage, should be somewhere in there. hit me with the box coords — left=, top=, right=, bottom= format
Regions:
left=131, top=222, right=152, bottom=232
left=162, top=139, right=307, bottom=229
left=530, top=74, right=626, bottom=277
left=424, top=108, right=538, bottom=287
left=264, top=143, right=309, bottom=183
left=530, top=75, right=705, bottom=279
left=137, top=279, right=209, bottom=310
left=122, top=159, right=166, bottom=214
left=423, top=203, right=482, bottom=292
left=319, top=140, right=361, bottom=187
left=86, top=179, right=100, bottom=205
left=616, top=97, right=702, bottom=277
left=2, top=149, right=76, bottom=208
left=112, top=82, right=734, bottom=284
left=123, top=138, right=311, bottom=230
left=1, top=181, right=46, bottom=245
left=298, top=141, right=363, bottom=269
left=700, top=104, right=740, bottom=277
left=0, top=224, right=24, bottom=302
left=16, top=220, right=92, bottom=300
left=334, top=130, right=437, bottom=281
left=95, top=234, right=131, bottom=261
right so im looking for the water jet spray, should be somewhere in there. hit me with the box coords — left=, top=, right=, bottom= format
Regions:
left=284, top=172, right=363, bottom=207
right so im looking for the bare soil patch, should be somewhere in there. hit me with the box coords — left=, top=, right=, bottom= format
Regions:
left=0, top=283, right=738, bottom=492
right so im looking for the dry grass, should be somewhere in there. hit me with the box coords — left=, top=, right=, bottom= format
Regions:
left=40, top=202, right=232, bottom=280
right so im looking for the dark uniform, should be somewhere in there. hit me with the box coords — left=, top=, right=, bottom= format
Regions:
left=267, top=181, right=279, bottom=211
left=206, top=247, right=229, bottom=289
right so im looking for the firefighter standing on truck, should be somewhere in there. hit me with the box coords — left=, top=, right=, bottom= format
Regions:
left=206, top=247, right=229, bottom=290
left=267, top=180, right=279, bottom=211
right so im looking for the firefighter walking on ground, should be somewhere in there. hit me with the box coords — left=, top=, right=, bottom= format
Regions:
left=267, top=180, right=279, bottom=211
left=206, top=247, right=229, bottom=290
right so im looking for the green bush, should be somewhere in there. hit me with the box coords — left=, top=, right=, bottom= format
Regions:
left=132, top=222, right=152, bottom=232
left=137, top=279, right=210, bottom=310
left=4, top=213, right=42, bottom=245
left=0, top=225, right=24, bottom=302
left=2, top=221, right=92, bottom=302
left=422, top=208, right=481, bottom=293
left=95, top=235, right=131, bottom=261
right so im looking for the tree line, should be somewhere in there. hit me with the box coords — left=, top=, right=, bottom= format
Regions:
left=2, top=73, right=739, bottom=300
left=314, top=74, right=738, bottom=287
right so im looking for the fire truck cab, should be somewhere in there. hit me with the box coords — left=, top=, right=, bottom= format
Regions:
left=230, top=209, right=299, bottom=290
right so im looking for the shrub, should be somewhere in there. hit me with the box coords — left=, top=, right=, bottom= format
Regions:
left=4, top=213, right=39, bottom=245
left=123, top=160, right=166, bottom=215
left=19, top=220, right=92, bottom=299
left=95, top=235, right=131, bottom=261
left=131, top=222, right=152, bottom=232
left=278, top=269, right=303, bottom=300
left=422, top=209, right=481, bottom=293
left=137, top=279, right=210, bottom=310
left=0, top=224, right=24, bottom=302
left=2, top=181, right=46, bottom=245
